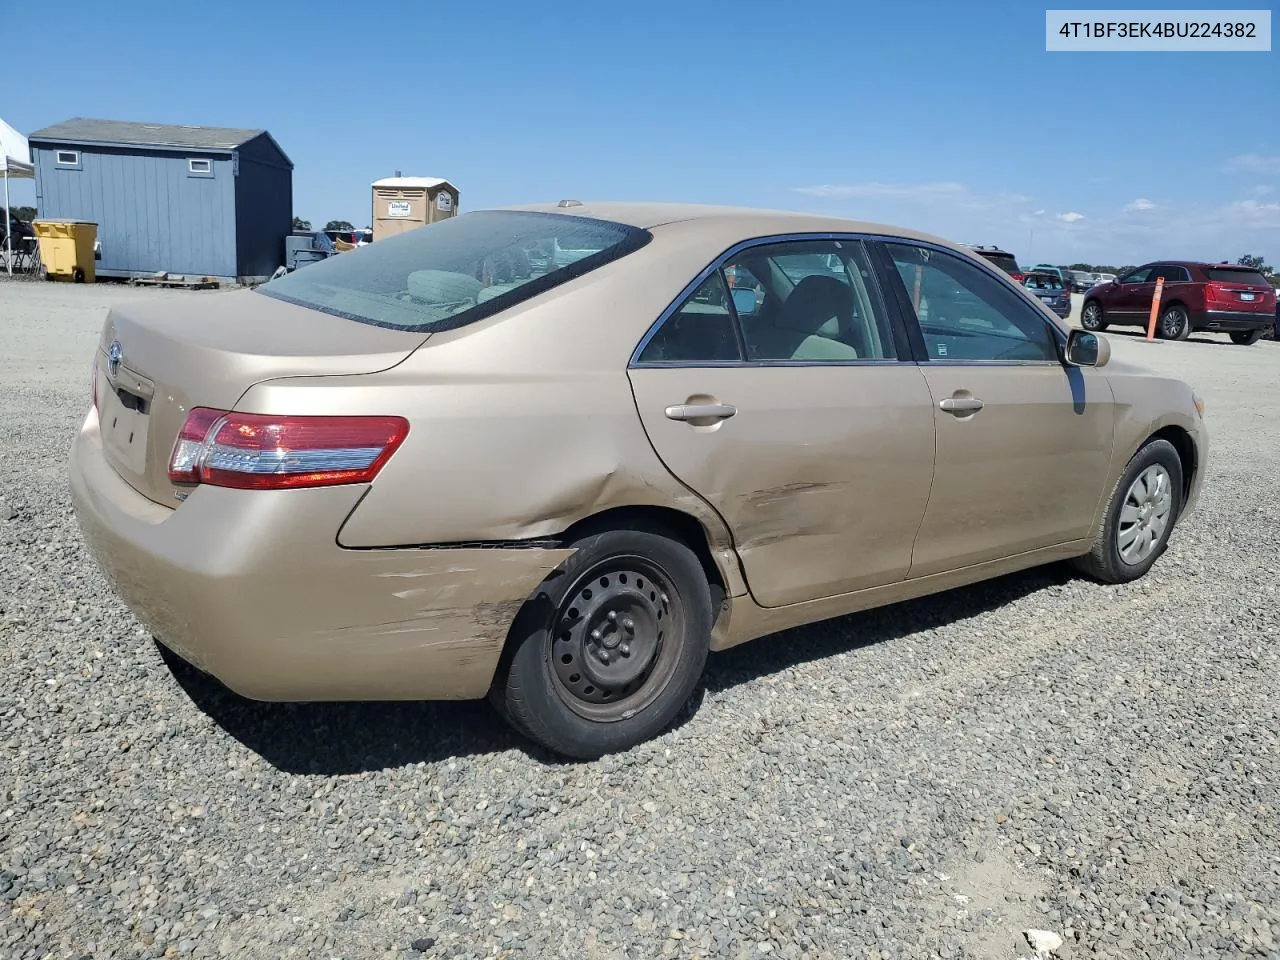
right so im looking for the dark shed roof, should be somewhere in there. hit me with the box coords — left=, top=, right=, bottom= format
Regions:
left=29, top=117, right=290, bottom=162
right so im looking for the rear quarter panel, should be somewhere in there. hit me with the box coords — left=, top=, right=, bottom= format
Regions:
left=234, top=228, right=757, bottom=597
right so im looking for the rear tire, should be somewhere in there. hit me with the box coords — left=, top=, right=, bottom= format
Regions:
left=1158, top=305, right=1191, bottom=341
left=1230, top=329, right=1263, bottom=346
left=1080, top=300, right=1108, bottom=332
left=1072, top=438, right=1183, bottom=585
left=495, top=528, right=712, bottom=760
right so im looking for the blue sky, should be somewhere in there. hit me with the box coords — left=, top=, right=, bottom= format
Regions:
left=4, top=0, right=1276, bottom=266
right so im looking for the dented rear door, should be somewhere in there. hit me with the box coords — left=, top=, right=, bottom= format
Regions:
left=628, top=363, right=936, bottom=608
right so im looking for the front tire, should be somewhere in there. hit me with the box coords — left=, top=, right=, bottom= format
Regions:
left=1158, top=305, right=1191, bottom=340
left=496, top=528, right=712, bottom=760
left=1080, top=300, right=1108, bottom=331
left=1072, top=438, right=1183, bottom=584
left=1230, top=329, right=1263, bottom=346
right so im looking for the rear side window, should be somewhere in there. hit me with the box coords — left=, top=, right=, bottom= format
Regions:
left=1207, top=268, right=1270, bottom=286
left=258, top=211, right=649, bottom=332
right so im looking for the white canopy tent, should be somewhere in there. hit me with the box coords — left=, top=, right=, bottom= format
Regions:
left=1, top=117, right=35, bottom=275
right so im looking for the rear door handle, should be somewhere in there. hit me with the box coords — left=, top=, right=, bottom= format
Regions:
left=665, top=402, right=738, bottom=422
left=938, top=396, right=984, bottom=415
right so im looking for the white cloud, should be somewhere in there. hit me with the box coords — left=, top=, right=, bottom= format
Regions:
left=1056, top=212, right=1086, bottom=223
left=793, top=181, right=966, bottom=199
left=1249, top=185, right=1275, bottom=197
left=1033, top=208, right=1046, bottom=215
left=1222, top=199, right=1280, bottom=224
left=1124, top=198, right=1156, bottom=212
left=1223, top=153, right=1280, bottom=175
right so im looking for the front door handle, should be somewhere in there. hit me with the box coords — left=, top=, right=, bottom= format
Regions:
left=665, top=402, right=738, bottom=423
left=938, top=396, right=984, bottom=415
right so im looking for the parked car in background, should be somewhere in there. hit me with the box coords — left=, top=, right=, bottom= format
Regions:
left=1023, top=271, right=1073, bottom=319
left=1095, top=273, right=1117, bottom=284
left=1031, top=265, right=1072, bottom=289
left=1081, top=261, right=1277, bottom=344
left=1067, top=270, right=1096, bottom=293
left=69, top=202, right=1208, bottom=759
left=965, top=244, right=1025, bottom=282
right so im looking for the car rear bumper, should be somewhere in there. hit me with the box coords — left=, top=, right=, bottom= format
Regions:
left=1194, top=309, right=1273, bottom=332
left=69, top=409, right=573, bottom=702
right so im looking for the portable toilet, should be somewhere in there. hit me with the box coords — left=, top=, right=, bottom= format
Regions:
left=371, top=176, right=459, bottom=241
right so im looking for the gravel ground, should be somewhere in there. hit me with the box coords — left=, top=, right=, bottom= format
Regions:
left=1, top=278, right=1278, bottom=960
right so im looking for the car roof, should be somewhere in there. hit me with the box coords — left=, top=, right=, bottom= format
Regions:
left=1143, top=260, right=1258, bottom=270
left=490, top=201, right=964, bottom=249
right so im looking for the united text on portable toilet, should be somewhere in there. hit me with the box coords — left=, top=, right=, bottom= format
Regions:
left=371, top=177, right=459, bottom=241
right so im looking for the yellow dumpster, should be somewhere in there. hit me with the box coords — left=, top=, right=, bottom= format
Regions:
left=33, top=219, right=97, bottom=282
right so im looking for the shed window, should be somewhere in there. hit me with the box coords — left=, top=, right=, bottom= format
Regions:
left=188, top=158, right=212, bottom=174
left=56, top=150, right=79, bottom=165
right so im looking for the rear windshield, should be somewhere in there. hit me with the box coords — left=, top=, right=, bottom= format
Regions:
left=1207, top=268, right=1270, bottom=287
left=1025, top=275, right=1064, bottom=290
left=979, top=252, right=1020, bottom=274
left=259, top=211, right=650, bottom=332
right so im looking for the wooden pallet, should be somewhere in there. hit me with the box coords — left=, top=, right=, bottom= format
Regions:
left=129, top=274, right=220, bottom=290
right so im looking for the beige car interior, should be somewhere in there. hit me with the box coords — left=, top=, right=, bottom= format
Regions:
left=640, top=245, right=892, bottom=363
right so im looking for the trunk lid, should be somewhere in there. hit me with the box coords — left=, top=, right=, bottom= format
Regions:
left=1204, top=268, right=1276, bottom=314
left=94, top=289, right=428, bottom=506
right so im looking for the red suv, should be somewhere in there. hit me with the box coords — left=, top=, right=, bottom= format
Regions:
left=1080, top=261, right=1276, bottom=345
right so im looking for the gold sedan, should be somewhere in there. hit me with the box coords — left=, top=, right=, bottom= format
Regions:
left=69, top=202, right=1207, bottom=759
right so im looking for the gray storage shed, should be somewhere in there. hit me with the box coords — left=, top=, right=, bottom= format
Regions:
left=29, top=117, right=293, bottom=282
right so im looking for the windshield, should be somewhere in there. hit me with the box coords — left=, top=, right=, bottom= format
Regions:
left=259, top=211, right=649, bottom=332
left=1207, top=268, right=1270, bottom=287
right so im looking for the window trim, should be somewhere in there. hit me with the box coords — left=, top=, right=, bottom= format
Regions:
left=54, top=150, right=81, bottom=168
left=870, top=236, right=1067, bottom=367
left=629, top=233, right=913, bottom=369
left=187, top=157, right=214, bottom=178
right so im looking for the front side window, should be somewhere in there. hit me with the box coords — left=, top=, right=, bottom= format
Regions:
left=725, top=240, right=896, bottom=361
left=1120, top=267, right=1153, bottom=284
left=886, top=243, right=1058, bottom=362
left=259, top=210, right=649, bottom=332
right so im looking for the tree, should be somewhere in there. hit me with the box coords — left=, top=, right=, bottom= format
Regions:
left=1236, top=254, right=1276, bottom=282
left=292, top=216, right=311, bottom=231
left=7, top=206, right=36, bottom=221
left=324, top=220, right=354, bottom=232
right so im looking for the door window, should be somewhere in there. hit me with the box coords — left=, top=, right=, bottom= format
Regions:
left=724, top=240, right=897, bottom=361
left=885, top=243, right=1058, bottom=362
left=1151, top=265, right=1190, bottom=282
left=636, top=272, right=742, bottom=363
left=1119, top=267, right=1154, bottom=284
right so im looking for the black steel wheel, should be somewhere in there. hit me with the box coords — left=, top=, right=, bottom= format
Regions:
left=550, top=556, right=684, bottom=721
left=495, top=528, right=713, bottom=759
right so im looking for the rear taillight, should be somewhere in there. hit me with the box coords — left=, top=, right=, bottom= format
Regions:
left=1012, top=272, right=1025, bottom=283
left=168, top=408, right=409, bottom=490
left=1204, top=282, right=1226, bottom=305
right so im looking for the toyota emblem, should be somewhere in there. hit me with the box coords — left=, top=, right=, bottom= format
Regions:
left=108, top=340, right=123, bottom=378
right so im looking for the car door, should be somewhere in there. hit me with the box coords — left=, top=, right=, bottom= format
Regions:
left=877, top=241, right=1115, bottom=578
left=1110, top=266, right=1155, bottom=320
left=627, top=237, right=937, bottom=608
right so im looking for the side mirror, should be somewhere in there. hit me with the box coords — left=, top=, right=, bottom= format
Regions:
left=731, top=286, right=758, bottom=317
left=1065, top=329, right=1110, bottom=367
